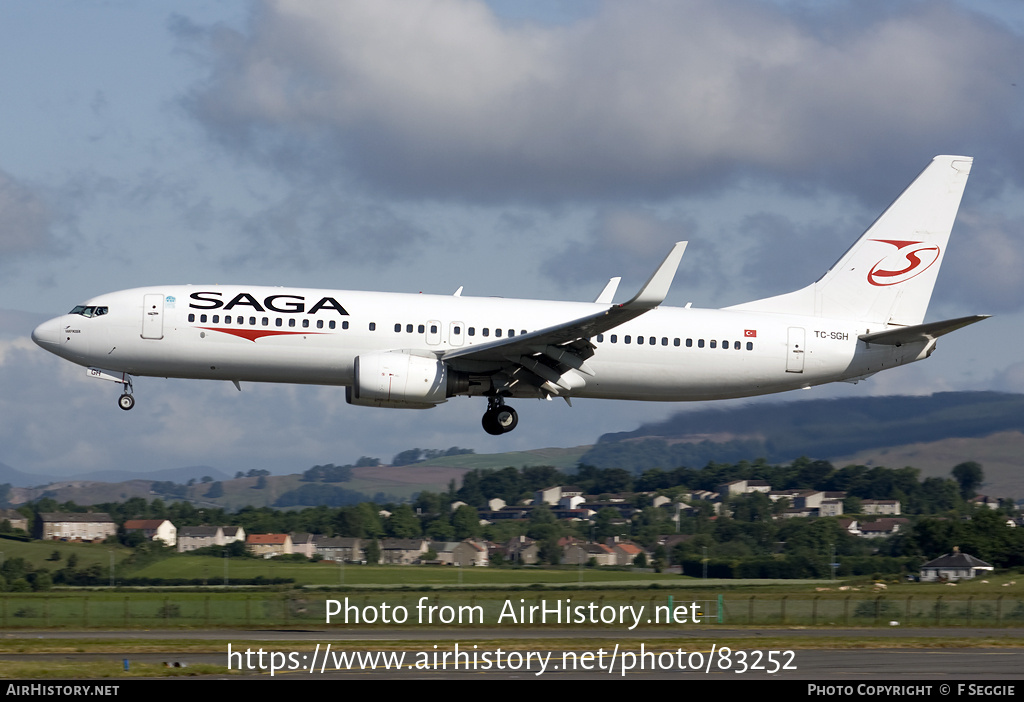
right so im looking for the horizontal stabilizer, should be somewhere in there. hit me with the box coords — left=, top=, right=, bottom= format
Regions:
left=859, top=314, right=990, bottom=346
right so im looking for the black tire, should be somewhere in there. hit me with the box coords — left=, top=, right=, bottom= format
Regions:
left=118, top=394, right=135, bottom=411
left=481, top=409, right=503, bottom=435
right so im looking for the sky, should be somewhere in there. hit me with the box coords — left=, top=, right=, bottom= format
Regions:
left=1, top=0, right=1023, bottom=480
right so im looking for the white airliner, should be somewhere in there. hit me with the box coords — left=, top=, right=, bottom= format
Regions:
left=33, top=155, right=987, bottom=435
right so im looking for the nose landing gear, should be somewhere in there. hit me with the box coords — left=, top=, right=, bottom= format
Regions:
left=117, top=375, right=134, bottom=411
left=482, top=397, right=518, bottom=435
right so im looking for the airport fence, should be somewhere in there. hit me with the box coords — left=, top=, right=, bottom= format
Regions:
left=1, top=591, right=1023, bottom=628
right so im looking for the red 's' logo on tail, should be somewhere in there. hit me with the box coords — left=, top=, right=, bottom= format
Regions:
left=866, top=239, right=940, bottom=287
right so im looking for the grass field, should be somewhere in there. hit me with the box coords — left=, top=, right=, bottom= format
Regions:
left=126, top=557, right=683, bottom=586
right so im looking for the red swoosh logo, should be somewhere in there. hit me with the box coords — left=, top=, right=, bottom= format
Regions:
left=199, top=327, right=320, bottom=342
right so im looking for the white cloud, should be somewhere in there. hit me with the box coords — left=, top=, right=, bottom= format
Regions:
left=180, top=0, right=1024, bottom=202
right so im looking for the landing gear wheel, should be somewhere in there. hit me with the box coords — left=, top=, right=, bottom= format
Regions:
left=118, top=393, right=135, bottom=411
left=482, top=400, right=518, bottom=435
left=494, top=406, right=518, bottom=433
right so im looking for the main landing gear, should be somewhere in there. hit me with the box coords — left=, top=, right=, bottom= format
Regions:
left=118, top=375, right=135, bottom=411
left=482, top=396, right=518, bottom=435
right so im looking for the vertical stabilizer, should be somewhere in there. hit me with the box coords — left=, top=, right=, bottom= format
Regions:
left=729, top=155, right=972, bottom=325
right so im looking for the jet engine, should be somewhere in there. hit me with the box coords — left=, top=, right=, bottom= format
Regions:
left=346, top=351, right=466, bottom=409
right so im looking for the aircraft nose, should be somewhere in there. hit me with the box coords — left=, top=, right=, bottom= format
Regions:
left=31, top=317, right=62, bottom=351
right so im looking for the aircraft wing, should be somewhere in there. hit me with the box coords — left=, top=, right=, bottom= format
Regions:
left=858, top=314, right=990, bottom=346
left=441, top=242, right=686, bottom=396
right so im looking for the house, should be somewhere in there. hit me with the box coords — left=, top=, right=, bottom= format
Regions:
left=221, top=525, right=246, bottom=545
left=534, top=486, right=563, bottom=506
left=123, top=519, right=177, bottom=546
left=563, top=542, right=616, bottom=566
left=857, top=518, right=909, bottom=538
left=503, top=535, right=539, bottom=565
left=430, top=540, right=489, bottom=567
left=837, top=518, right=861, bottom=536
left=246, top=533, right=293, bottom=558
left=378, top=538, right=429, bottom=564
left=37, top=513, right=117, bottom=542
left=0, top=509, right=29, bottom=532
left=177, top=525, right=247, bottom=552
left=289, top=533, right=317, bottom=558
left=612, top=541, right=647, bottom=566
left=920, top=548, right=994, bottom=582
left=717, top=480, right=772, bottom=496
left=316, top=537, right=363, bottom=562
left=861, top=499, right=902, bottom=515
left=178, top=526, right=223, bottom=552
left=968, top=495, right=1000, bottom=510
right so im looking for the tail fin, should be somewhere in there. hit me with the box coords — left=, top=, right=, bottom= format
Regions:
left=729, top=155, right=973, bottom=326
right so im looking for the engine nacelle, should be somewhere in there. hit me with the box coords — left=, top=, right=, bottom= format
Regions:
left=347, top=352, right=451, bottom=409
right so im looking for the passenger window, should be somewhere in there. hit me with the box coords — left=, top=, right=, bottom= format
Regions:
left=698, top=339, right=704, bottom=348
left=212, top=315, right=219, bottom=324
left=746, top=342, right=753, bottom=351
left=483, top=328, right=489, bottom=337
left=495, top=329, right=502, bottom=337
left=289, top=318, right=295, bottom=327
left=329, top=321, right=336, bottom=329
left=453, top=326, right=461, bottom=335
left=249, top=317, right=256, bottom=325
left=317, top=320, right=324, bottom=329
left=650, top=336, right=656, bottom=345
left=369, top=323, right=376, bottom=331
left=686, top=338, right=692, bottom=347
left=262, top=317, right=269, bottom=326
left=200, top=314, right=208, bottom=323
left=611, top=334, right=617, bottom=343
left=722, top=340, right=728, bottom=350
left=625, top=335, right=631, bottom=344
left=468, top=327, right=475, bottom=336
left=597, top=334, right=604, bottom=343
left=395, top=323, right=401, bottom=332
left=276, top=318, right=283, bottom=327
left=508, top=329, right=515, bottom=337
left=188, top=313, right=195, bottom=323
left=710, top=340, right=716, bottom=348
left=342, top=321, right=349, bottom=329
left=406, top=324, right=413, bottom=333
left=734, top=341, right=740, bottom=350
left=302, top=319, right=309, bottom=328
left=637, top=336, right=643, bottom=345
left=418, top=324, right=425, bottom=333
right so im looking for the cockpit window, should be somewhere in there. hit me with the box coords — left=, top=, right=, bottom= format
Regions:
left=69, top=306, right=108, bottom=318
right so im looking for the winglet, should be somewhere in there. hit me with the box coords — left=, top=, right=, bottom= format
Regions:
left=620, top=241, right=687, bottom=310
left=594, top=277, right=621, bottom=304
